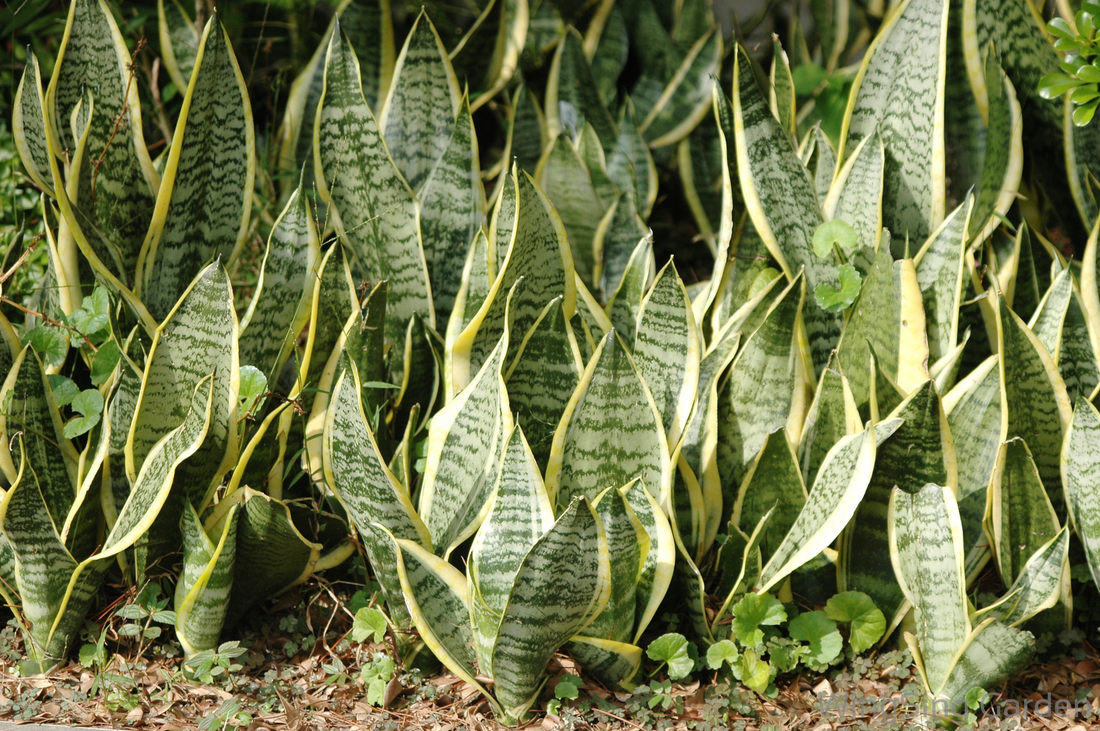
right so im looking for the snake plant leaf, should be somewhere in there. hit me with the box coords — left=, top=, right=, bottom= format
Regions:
left=388, top=402, right=418, bottom=496
left=574, top=273, right=614, bottom=355
left=448, top=0, right=509, bottom=106
left=944, top=354, right=1001, bottom=575
left=445, top=230, right=493, bottom=371
left=972, top=526, right=1069, bottom=628
left=546, top=28, right=618, bottom=150
left=733, top=429, right=807, bottom=566
left=838, top=0, right=948, bottom=247
left=621, top=479, right=675, bottom=642
left=215, top=488, right=322, bottom=628
left=139, top=13, right=255, bottom=322
left=537, top=133, right=607, bottom=289
left=679, top=119, right=724, bottom=238
left=841, top=381, right=955, bottom=634
left=935, top=618, right=1035, bottom=702
left=452, top=169, right=576, bottom=391
left=732, top=45, right=840, bottom=372
left=157, top=0, right=199, bottom=91
left=715, top=273, right=806, bottom=502
left=770, top=38, right=796, bottom=139
left=419, top=328, right=512, bottom=557
left=238, top=173, right=321, bottom=382
left=822, top=130, right=884, bottom=267
left=1009, top=225, right=1043, bottom=324
left=669, top=526, right=713, bottom=643
left=419, top=95, right=485, bottom=321
left=489, top=170, right=518, bottom=272
left=585, top=0, right=628, bottom=105
left=468, top=425, right=555, bottom=634
left=713, top=508, right=773, bottom=629
left=971, top=54, right=1024, bottom=244
left=889, top=482, right=970, bottom=695
left=608, top=98, right=659, bottom=219
left=836, top=248, right=929, bottom=418
left=504, top=85, right=547, bottom=177
left=604, top=236, right=655, bottom=345
left=996, top=296, right=1072, bottom=507
left=757, top=420, right=899, bottom=595
left=546, top=329, right=671, bottom=511
left=596, top=192, right=650, bottom=300
left=379, top=11, right=461, bottom=191
left=1060, top=398, right=1100, bottom=592
left=175, top=501, right=237, bottom=656
left=634, top=260, right=701, bottom=441
left=13, top=51, right=53, bottom=195
left=505, top=297, right=583, bottom=471
left=985, top=438, right=1059, bottom=586
left=47, top=0, right=159, bottom=285
left=638, top=29, right=721, bottom=148
left=576, top=123, right=621, bottom=213
left=671, top=456, right=707, bottom=565
left=1056, top=290, right=1100, bottom=404
left=914, top=196, right=974, bottom=364
left=393, top=315, right=442, bottom=436
left=585, top=486, right=646, bottom=643
left=490, top=496, right=610, bottom=724
left=127, top=262, right=239, bottom=510
left=797, top=351, right=860, bottom=488
left=316, top=25, right=434, bottom=343
left=101, top=340, right=144, bottom=526
left=0, top=346, right=80, bottom=527
left=561, top=636, right=642, bottom=690
left=1028, top=267, right=1073, bottom=359
left=803, top=125, right=838, bottom=206
left=323, top=366, right=431, bottom=548
left=868, top=343, right=906, bottom=422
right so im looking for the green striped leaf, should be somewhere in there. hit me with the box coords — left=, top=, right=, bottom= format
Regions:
left=639, top=29, right=721, bottom=148
left=380, top=11, right=461, bottom=191
left=970, top=54, right=1024, bottom=244
left=175, top=501, right=237, bottom=656
left=935, top=618, right=1034, bottom=701
left=47, top=0, right=159, bottom=285
left=537, top=133, right=607, bottom=289
left=139, top=13, right=254, bottom=322
left=103, top=348, right=143, bottom=529
left=546, top=28, right=618, bottom=150
left=0, top=346, right=80, bottom=529
left=797, top=351, right=860, bottom=489
left=733, top=429, right=806, bottom=566
left=634, top=260, right=700, bottom=440
left=490, top=496, right=609, bottom=724
left=838, top=0, right=948, bottom=247
left=323, top=365, right=431, bottom=548
left=448, top=0, right=513, bottom=108
left=715, top=274, right=806, bottom=501
left=577, top=123, right=621, bottom=212
left=573, top=273, right=614, bottom=361
left=585, top=486, right=646, bottom=643
left=607, top=99, right=658, bottom=219
left=997, top=295, right=1072, bottom=508
left=621, top=479, right=675, bottom=642
left=712, top=507, right=773, bottom=626
left=13, top=51, right=53, bottom=195
left=802, top=125, right=838, bottom=206
left=419, top=95, right=486, bottom=321
left=127, top=262, right=239, bottom=510
left=841, top=381, right=955, bottom=635
left=419, top=329, right=511, bottom=557
left=504, top=85, right=547, bottom=177
left=561, top=636, right=641, bottom=690
left=769, top=38, right=797, bottom=139
left=505, top=297, right=583, bottom=471
left=671, top=456, right=707, bottom=564
left=915, top=196, right=974, bottom=363
left=157, top=0, right=198, bottom=91
left=605, top=236, right=655, bottom=346
left=316, top=23, right=434, bottom=343
left=732, top=46, right=840, bottom=371
left=595, top=192, right=649, bottom=305
left=490, top=170, right=518, bottom=274
left=986, top=439, right=1059, bottom=586
left=453, top=170, right=576, bottom=390
left=679, top=119, right=724, bottom=238
left=238, top=173, right=320, bottom=382
left=1057, top=290, right=1100, bottom=404
left=445, top=229, right=493, bottom=373
left=944, top=355, right=1001, bottom=575
left=218, top=488, right=321, bottom=628
left=545, top=330, right=671, bottom=512
left=585, top=1, right=628, bottom=106
left=1028, top=267, right=1073, bottom=359
left=1060, top=398, right=1100, bottom=592
left=756, top=421, right=897, bottom=594
left=836, top=248, right=930, bottom=417
left=972, top=526, right=1068, bottom=628
left=888, top=482, right=969, bottom=695
left=823, top=129, right=884, bottom=263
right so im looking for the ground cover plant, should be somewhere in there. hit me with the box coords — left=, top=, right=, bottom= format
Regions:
left=8, top=0, right=1100, bottom=728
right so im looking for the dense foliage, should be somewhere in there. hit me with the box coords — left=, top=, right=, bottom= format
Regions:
left=7, top=0, right=1100, bottom=726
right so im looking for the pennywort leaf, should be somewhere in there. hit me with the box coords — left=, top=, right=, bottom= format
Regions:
left=352, top=607, right=389, bottom=644
left=63, top=389, right=104, bottom=438
left=812, top=219, right=858, bottom=258
left=825, top=591, right=887, bottom=653
left=787, top=610, right=843, bottom=666
left=731, top=593, right=786, bottom=648
left=645, top=633, right=695, bottom=679
left=705, top=639, right=740, bottom=670
left=814, top=263, right=862, bottom=312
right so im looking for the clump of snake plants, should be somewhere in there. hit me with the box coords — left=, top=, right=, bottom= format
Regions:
left=8, top=0, right=1100, bottom=726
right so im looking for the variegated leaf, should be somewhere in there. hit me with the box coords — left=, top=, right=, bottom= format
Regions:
left=546, top=28, right=618, bottom=150
left=537, top=133, right=607, bottom=289
left=733, top=429, right=806, bottom=566
left=621, top=479, right=675, bottom=642
left=585, top=486, right=646, bottom=643
left=802, top=125, right=838, bottom=206
left=446, top=230, right=493, bottom=391
left=915, top=196, right=973, bottom=363
left=157, top=0, right=199, bottom=91
left=769, top=38, right=796, bottom=138
left=316, top=24, right=433, bottom=343
left=1061, top=399, right=1100, bottom=592
left=986, top=438, right=1059, bottom=586
left=604, top=236, right=655, bottom=345
left=139, top=13, right=254, bottom=322
left=970, top=53, right=1023, bottom=244
left=545, top=330, right=671, bottom=512
left=972, top=526, right=1068, bottom=627
left=1028, top=268, right=1073, bottom=358
left=561, top=636, right=641, bottom=690
left=639, top=29, right=721, bottom=147
left=607, top=99, right=658, bottom=219
left=1057, top=290, right=1100, bottom=404
left=175, top=501, right=237, bottom=656
left=595, top=192, right=649, bottom=307
left=823, top=129, right=884, bottom=266
left=13, top=51, right=53, bottom=194
left=797, top=351, right=860, bottom=488
left=504, top=84, right=547, bottom=176
left=935, top=618, right=1034, bottom=701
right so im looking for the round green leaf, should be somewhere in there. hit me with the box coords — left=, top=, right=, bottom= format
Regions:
left=812, top=219, right=858, bottom=258
left=646, top=633, right=695, bottom=679
left=825, top=591, right=887, bottom=654
left=787, top=610, right=842, bottom=665
left=705, top=640, right=740, bottom=670
left=731, top=593, right=786, bottom=648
